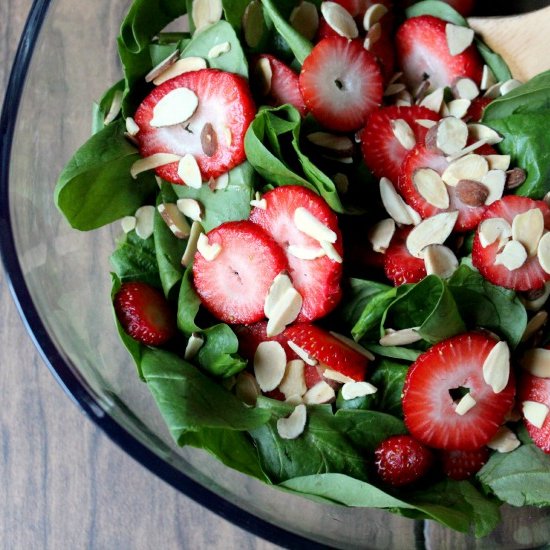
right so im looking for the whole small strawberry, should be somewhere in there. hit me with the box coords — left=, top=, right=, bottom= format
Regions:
left=114, top=281, right=176, bottom=346
left=441, top=447, right=489, bottom=480
left=374, top=434, right=433, bottom=486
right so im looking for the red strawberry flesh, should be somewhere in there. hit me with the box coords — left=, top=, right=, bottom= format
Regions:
left=519, top=371, right=550, bottom=453
left=384, top=226, right=427, bottom=286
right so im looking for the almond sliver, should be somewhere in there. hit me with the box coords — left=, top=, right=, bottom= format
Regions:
left=277, top=404, right=307, bottom=439
left=150, top=87, right=199, bottom=127
left=482, top=341, right=510, bottom=393
left=294, top=207, right=337, bottom=243
left=254, top=341, right=287, bottom=392
left=153, top=57, right=207, bottom=85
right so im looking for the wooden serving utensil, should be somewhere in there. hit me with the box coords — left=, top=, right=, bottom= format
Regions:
left=468, top=6, right=550, bottom=82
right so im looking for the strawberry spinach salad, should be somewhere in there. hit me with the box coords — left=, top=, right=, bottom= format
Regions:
left=54, top=0, right=550, bottom=537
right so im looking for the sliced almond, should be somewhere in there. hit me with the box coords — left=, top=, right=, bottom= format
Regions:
left=482, top=341, right=510, bottom=393
left=178, top=154, right=203, bottom=188
left=192, top=0, right=223, bottom=32
left=134, top=205, right=156, bottom=240
left=478, top=217, right=512, bottom=248
left=453, top=78, right=479, bottom=101
left=264, top=272, right=293, bottom=318
left=181, top=221, right=204, bottom=267
left=441, top=154, right=488, bottom=187
left=423, top=244, right=458, bottom=278
left=150, top=88, right=199, bottom=128
left=384, top=83, right=407, bottom=97
left=176, top=198, right=203, bottom=222
left=125, top=117, right=140, bottom=136
left=323, top=369, right=354, bottom=384
left=279, top=360, right=307, bottom=399
left=522, top=283, right=550, bottom=312
left=254, top=341, right=287, bottom=392
left=277, top=404, right=307, bottom=439
left=342, top=381, right=378, bottom=400
left=522, top=400, right=549, bottom=429
left=243, top=0, right=265, bottom=48
left=455, top=393, right=476, bottom=416
left=485, top=154, right=511, bottom=171
left=445, top=138, right=489, bottom=163
left=320, top=240, right=343, bottom=263
left=483, top=82, right=503, bottom=99
left=200, top=122, right=218, bottom=157
left=406, top=204, right=422, bottom=226
left=288, top=340, right=317, bottom=366
left=158, top=202, right=192, bottom=238
left=208, top=41, right=231, bottom=59
left=131, top=153, right=181, bottom=179
left=445, top=23, right=474, bottom=56
left=481, top=169, right=506, bottom=205
left=254, top=56, right=273, bottom=96
left=413, top=168, right=449, bottom=209
left=537, top=232, right=550, bottom=274
left=500, top=78, right=523, bottom=96
left=235, top=372, right=261, bottom=406
left=290, top=1, right=319, bottom=41
left=436, top=117, right=469, bottom=155
left=294, top=207, right=337, bottom=243
left=379, top=327, right=422, bottom=346
left=329, top=332, right=375, bottom=360
left=447, top=99, right=471, bottom=119
left=285, top=395, right=303, bottom=406
left=406, top=211, right=459, bottom=258
left=103, top=90, right=123, bottom=127
left=287, top=245, right=326, bottom=260
left=512, top=208, right=544, bottom=256
left=303, top=381, right=336, bottom=405
left=363, top=3, right=388, bottom=30
left=394, top=90, right=413, bottom=106
left=505, top=167, right=527, bottom=190
left=380, top=177, right=414, bottom=225
left=196, top=232, right=221, bottom=261
left=145, top=50, right=180, bottom=83
left=266, top=287, right=303, bottom=337
left=321, top=1, right=358, bottom=39
left=211, top=172, right=229, bottom=191
left=419, top=87, right=445, bottom=113
left=487, top=426, right=520, bottom=453
left=480, top=65, right=496, bottom=91
left=455, top=179, right=489, bottom=207
left=416, top=118, right=438, bottom=129
left=521, top=311, right=549, bottom=343
left=368, top=218, right=396, bottom=254
left=307, top=131, right=354, bottom=156
left=468, top=123, right=503, bottom=145
left=250, top=197, right=267, bottom=210
left=521, top=347, right=550, bottom=377
left=153, top=57, right=208, bottom=85
left=184, top=332, right=204, bottom=360
left=334, top=173, right=349, bottom=194
left=121, top=216, right=136, bottom=234
left=390, top=119, right=416, bottom=150
left=494, top=239, right=528, bottom=271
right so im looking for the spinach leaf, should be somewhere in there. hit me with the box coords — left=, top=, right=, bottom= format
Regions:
left=250, top=398, right=369, bottom=483
left=365, top=345, right=422, bottom=362
left=221, top=0, right=251, bottom=31
left=475, top=39, right=512, bottom=83
left=351, top=288, right=398, bottom=342
left=149, top=42, right=180, bottom=67
left=55, top=120, right=157, bottom=230
left=92, top=79, right=125, bottom=135
left=448, top=264, right=527, bottom=347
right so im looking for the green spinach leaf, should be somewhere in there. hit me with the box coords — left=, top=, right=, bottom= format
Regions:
left=365, top=345, right=422, bottom=362
left=351, top=288, right=398, bottom=342
left=92, top=79, right=125, bottom=135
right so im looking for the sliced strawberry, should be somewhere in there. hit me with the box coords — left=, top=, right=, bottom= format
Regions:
left=395, top=15, right=483, bottom=91
left=368, top=33, right=396, bottom=83
left=466, top=97, right=493, bottom=122
left=315, top=16, right=340, bottom=41
left=519, top=371, right=550, bottom=453
left=384, top=226, right=427, bottom=286
left=114, top=281, right=176, bottom=346
left=472, top=196, right=550, bottom=291
left=361, top=105, right=440, bottom=183
left=374, top=435, right=434, bottom=487
left=134, top=69, right=256, bottom=184
left=249, top=186, right=343, bottom=322
left=193, top=221, right=288, bottom=324
left=441, top=447, right=490, bottom=480
left=299, top=36, right=383, bottom=132
left=403, top=332, right=516, bottom=450
left=252, top=54, right=307, bottom=116
left=284, top=323, right=368, bottom=381
left=234, top=321, right=299, bottom=361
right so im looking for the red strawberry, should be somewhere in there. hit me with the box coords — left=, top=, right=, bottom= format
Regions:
left=519, top=371, right=550, bottom=453
left=134, top=69, right=256, bottom=184
left=249, top=186, right=343, bottom=322
left=315, top=16, right=340, bottom=41
left=299, top=36, right=383, bottom=132
left=284, top=323, right=368, bottom=381
left=193, top=221, right=288, bottom=324
left=472, top=196, right=550, bottom=291
left=114, top=281, right=176, bottom=346
left=234, top=321, right=299, bottom=361
left=384, top=226, right=427, bottom=286
left=403, top=333, right=516, bottom=450
left=441, top=448, right=490, bottom=480
left=374, top=435, right=433, bottom=486
left=395, top=15, right=483, bottom=91
left=361, top=105, right=440, bottom=183
left=368, top=33, right=396, bottom=83
left=252, top=54, right=308, bottom=116
left=466, top=97, right=493, bottom=122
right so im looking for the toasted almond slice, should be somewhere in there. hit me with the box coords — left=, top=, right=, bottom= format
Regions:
left=505, top=167, right=527, bottom=190
left=483, top=82, right=503, bottom=99
left=208, top=41, right=231, bottom=59
left=487, top=426, right=520, bottom=453
left=512, top=208, right=544, bottom=256
left=279, top=359, right=307, bottom=399
left=445, top=138, right=489, bottom=163
left=455, top=179, right=489, bottom=207
left=197, top=232, right=221, bottom=261
left=522, top=400, right=549, bottom=428
left=158, top=202, right=192, bottom=238
left=288, top=340, right=318, bottom=366
left=303, top=381, right=336, bottom=404
left=329, top=332, right=375, bottom=360
left=145, top=50, right=180, bottom=83
left=494, top=239, right=528, bottom=271
left=235, top=372, right=261, bottom=406
left=363, top=3, right=388, bottom=30
left=468, top=123, right=503, bottom=145
left=290, top=1, right=319, bottom=41
left=321, top=1, right=358, bottom=39
left=125, top=117, right=140, bottom=136
left=423, top=244, right=458, bottom=278
left=285, top=395, right=304, bottom=406
left=266, top=287, right=303, bottom=337
left=121, top=216, right=136, bottom=234
left=383, top=83, right=406, bottom=97
left=445, top=23, right=474, bottom=56
left=277, top=404, right=307, bottom=439
left=395, top=91, right=413, bottom=106
left=192, top=0, right=223, bottom=31
left=287, top=245, right=326, bottom=260
left=176, top=198, right=203, bottom=222
left=211, top=172, right=229, bottom=190
left=134, top=205, right=156, bottom=240
left=184, top=332, right=204, bottom=360
left=254, top=56, right=273, bottom=96
left=521, top=347, right=550, bottom=377
left=500, top=78, right=523, bottom=95
left=342, top=381, right=378, bottom=400
left=485, top=154, right=511, bottom=171
left=482, top=341, right=510, bottom=393
left=453, top=77, right=479, bottom=100
left=368, top=218, right=396, bottom=254
left=307, top=131, right=354, bottom=155
left=178, top=154, right=202, bottom=188
left=150, top=87, right=199, bottom=128
left=522, top=283, right=550, bottom=311
left=323, top=369, right=355, bottom=384
left=200, top=122, right=218, bottom=157
left=482, top=169, right=506, bottom=205
left=334, top=173, right=349, bottom=194
left=379, top=327, right=422, bottom=346
left=436, top=117, right=469, bottom=155
left=243, top=0, right=265, bottom=48
left=131, top=153, right=181, bottom=179
left=419, top=87, right=445, bottom=113
left=254, top=341, right=287, bottom=392
left=413, top=168, right=450, bottom=209
left=380, top=177, right=414, bottom=225
left=522, top=311, right=549, bottom=343
left=416, top=118, right=438, bottom=129
left=250, top=198, right=267, bottom=210
left=455, top=393, right=476, bottom=415
left=264, top=272, right=293, bottom=318
left=480, top=65, right=496, bottom=91
left=294, top=207, right=337, bottom=243
left=406, top=211, right=459, bottom=258
left=390, top=119, right=416, bottom=150
left=537, top=232, right=550, bottom=275
left=478, top=217, right=512, bottom=248
left=320, top=240, right=343, bottom=263
left=153, top=57, right=208, bottom=85
left=181, top=221, right=204, bottom=267
left=447, top=98, right=471, bottom=119
left=441, top=154, right=488, bottom=187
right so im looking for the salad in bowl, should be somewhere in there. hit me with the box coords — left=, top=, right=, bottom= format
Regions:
left=54, top=0, right=550, bottom=537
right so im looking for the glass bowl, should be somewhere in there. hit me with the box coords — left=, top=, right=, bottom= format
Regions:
left=2, top=0, right=550, bottom=548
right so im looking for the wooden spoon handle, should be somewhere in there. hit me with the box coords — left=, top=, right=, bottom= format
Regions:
left=468, top=6, right=550, bottom=82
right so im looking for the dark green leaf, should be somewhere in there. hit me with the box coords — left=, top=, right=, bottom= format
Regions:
left=475, top=39, right=512, bottom=83
left=405, top=1, right=467, bottom=25
left=351, top=288, right=398, bottom=342
left=365, top=345, right=422, bottom=362
left=222, top=0, right=251, bottom=31
left=149, top=42, right=179, bottom=67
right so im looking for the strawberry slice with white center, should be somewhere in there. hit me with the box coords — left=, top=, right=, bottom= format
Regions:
left=519, top=371, right=550, bottom=453
left=361, top=106, right=441, bottom=183
left=383, top=226, right=427, bottom=286
left=472, top=196, right=550, bottom=291
left=193, top=221, right=288, bottom=324
left=284, top=324, right=368, bottom=381
left=134, top=69, right=256, bottom=184
left=249, top=186, right=343, bottom=322
left=403, top=332, right=516, bottom=450
left=299, top=36, right=383, bottom=132
left=395, top=15, right=483, bottom=91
